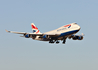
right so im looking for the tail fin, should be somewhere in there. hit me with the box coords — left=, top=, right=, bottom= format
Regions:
left=31, top=23, right=41, bottom=34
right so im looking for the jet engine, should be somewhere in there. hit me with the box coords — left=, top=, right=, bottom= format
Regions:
left=32, top=35, right=36, bottom=39
left=43, top=35, right=49, bottom=39
left=72, top=36, right=78, bottom=40
left=24, top=33, right=30, bottom=38
left=73, top=36, right=83, bottom=40
left=78, top=36, right=83, bottom=40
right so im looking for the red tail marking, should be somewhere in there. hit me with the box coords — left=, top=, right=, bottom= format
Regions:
left=64, top=24, right=71, bottom=27
left=36, top=30, right=39, bottom=34
left=31, top=25, right=38, bottom=29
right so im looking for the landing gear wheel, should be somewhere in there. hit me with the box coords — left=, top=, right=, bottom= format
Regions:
left=56, top=41, right=59, bottom=44
left=49, top=40, right=54, bottom=43
left=62, top=40, right=66, bottom=44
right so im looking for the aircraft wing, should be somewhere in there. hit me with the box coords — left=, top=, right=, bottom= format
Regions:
left=6, top=30, right=27, bottom=34
left=5, top=30, right=60, bottom=37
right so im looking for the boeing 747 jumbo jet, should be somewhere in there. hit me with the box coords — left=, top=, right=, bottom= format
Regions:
left=6, top=23, right=84, bottom=44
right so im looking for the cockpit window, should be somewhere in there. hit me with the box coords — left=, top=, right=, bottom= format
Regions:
left=74, top=23, right=77, bottom=24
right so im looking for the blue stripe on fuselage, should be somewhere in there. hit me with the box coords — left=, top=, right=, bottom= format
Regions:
left=58, top=30, right=79, bottom=37
left=42, top=30, right=79, bottom=41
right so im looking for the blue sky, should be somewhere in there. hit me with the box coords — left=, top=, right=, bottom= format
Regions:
left=0, top=0, right=98, bottom=70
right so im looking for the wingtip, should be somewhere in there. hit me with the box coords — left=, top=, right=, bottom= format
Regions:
left=5, top=29, right=8, bottom=32
left=5, top=29, right=10, bottom=33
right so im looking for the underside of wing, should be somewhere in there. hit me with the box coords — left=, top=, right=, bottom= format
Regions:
left=5, top=30, right=60, bottom=38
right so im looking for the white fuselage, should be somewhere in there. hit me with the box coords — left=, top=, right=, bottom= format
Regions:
left=34, top=23, right=80, bottom=41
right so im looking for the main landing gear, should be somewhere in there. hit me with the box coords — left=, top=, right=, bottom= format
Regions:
left=49, top=40, right=54, bottom=43
left=49, top=37, right=66, bottom=44
left=49, top=39, right=66, bottom=44
left=62, top=40, right=66, bottom=44
left=49, top=40, right=60, bottom=44
left=56, top=40, right=59, bottom=44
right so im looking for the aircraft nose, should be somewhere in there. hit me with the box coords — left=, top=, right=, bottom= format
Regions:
left=78, top=25, right=81, bottom=30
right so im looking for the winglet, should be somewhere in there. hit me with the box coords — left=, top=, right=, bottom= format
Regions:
left=5, top=29, right=10, bottom=33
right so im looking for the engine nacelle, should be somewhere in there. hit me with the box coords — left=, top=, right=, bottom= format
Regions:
left=73, top=36, right=83, bottom=40
left=32, top=35, right=36, bottom=39
left=24, top=34, right=30, bottom=38
left=43, top=35, right=49, bottom=39
left=78, top=36, right=83, bottom=40
left=72, top=36, right=78, bottom=40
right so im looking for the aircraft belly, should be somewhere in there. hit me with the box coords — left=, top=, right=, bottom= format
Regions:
left=39, top=29, right=79, bottom=41
left=57, top=29, right=79, bottom=38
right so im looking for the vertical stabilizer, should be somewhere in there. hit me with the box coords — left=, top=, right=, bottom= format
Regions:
left=31, top=23, right=41, bottom=34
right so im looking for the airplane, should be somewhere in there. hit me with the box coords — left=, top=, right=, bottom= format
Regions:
left=6, top=23, right=84, bottom=44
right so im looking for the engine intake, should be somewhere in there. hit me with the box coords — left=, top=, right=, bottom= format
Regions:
left=73, top=36, right=78, bottom=40
left=78, top=36, right=83, bottom=40
left=43, top=35, right=49, bottom=39
left=32, top=35, right=36, bottom=39
left=72, top=36, right=83, bottom=40
left=24, top=34, right=30, bottom=38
